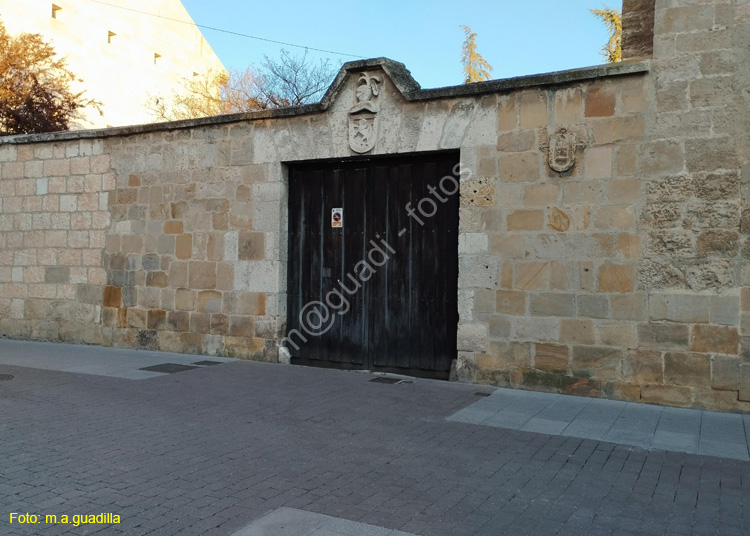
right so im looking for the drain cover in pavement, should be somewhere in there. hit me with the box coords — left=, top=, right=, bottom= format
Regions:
left=192, top=360, right=223, bottom=366
left=139, top=363, right=199, bottom=374
left=369, top=377, right=402, bottom=384
left=0, top=374, right=14, bottom=381
left=475, top=392, right=491, bottom=397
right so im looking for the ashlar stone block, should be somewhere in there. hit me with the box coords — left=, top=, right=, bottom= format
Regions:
left=598, top=322, right=637, bottom=348
left=457, top=322, right=489, bottom=352
left=529, top=292, right=576, bottom=317
left=709, top=296, right=740, bottom=326
left=598, top=263, right=635, bottom=293
left=571, top=345, right=623, bottom=380
left=641, top=384, right=692, bottom=408
left=585, top=86, right=615, bottom=117
left=649, top=294, right=709, bottom=323
left=664, top=352, right=710, bottom=387
left=740, top=363, right=750, bottom=402
left=496, top=290, right=526, bottom=315
left=638, top=323, right=689, bottom=351
left=691, top=324, right=739, bottom=355
left=711, top=355, right=740, bottom=391
left=560, top=318, right=595, bottom=345
left=623, top=349, right=663, bottom=384
left=534, top=343, right=569, bottom=372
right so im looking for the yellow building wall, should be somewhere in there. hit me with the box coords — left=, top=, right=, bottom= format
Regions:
left=0, top=0, right=226, bottom=129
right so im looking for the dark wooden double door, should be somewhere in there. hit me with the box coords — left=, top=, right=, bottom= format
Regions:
left=286, top=152, right=459, bottom=379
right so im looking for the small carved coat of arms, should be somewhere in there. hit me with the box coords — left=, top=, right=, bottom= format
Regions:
left=544, top=128, right=585, bottom=173
left=349, top=115, right=376, bottom=154
left=348, top=73, right=381, bottom=154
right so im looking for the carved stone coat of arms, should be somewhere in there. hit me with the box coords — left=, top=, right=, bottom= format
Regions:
left=348, top=73, right=381, bottom=153
left=544, top=128, right=584, bottom=173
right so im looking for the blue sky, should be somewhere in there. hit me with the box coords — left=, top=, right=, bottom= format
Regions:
left=180, top=0, right=621, bottom=89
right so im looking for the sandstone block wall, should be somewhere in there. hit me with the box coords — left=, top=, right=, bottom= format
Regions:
left=1, top=0, right=749, bottom=412
left=454, top=0, right=750, bottom=411
left=0, top=141, right=111, bottom=343
left=0, top=128, right=281, bottom=360
left=100, top=127, right=282, bottom=360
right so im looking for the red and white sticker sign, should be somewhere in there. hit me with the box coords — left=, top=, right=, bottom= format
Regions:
left=331, top=208, right=343, bottom=228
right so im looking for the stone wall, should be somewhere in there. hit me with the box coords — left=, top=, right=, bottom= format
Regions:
left=1, top=0, right=749, bottom=412
left=623, top=0, right=656, bottom=59
left=0, top=141, right=111, bottom=343
left=100, top=127, right=281, bottom=360
left=0, top=127, right=281, bottom=360
left=455, top=74, right=654, bottom=396
left=454, top=0, right=750, bottom=411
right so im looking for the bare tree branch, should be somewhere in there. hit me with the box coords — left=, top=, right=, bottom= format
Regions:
left=147, top=50, right=337, bottom=122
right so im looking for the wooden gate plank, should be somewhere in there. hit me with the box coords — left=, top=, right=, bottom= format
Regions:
left=305, top=169, right=325, bottom=361
left=322, top=167, right=343, bottom=363
left=387, top=163, right=410, bottom=370
left=367, top=162, right=388, bottom=367
left=340, top=165, right=368, bottom=366
left=287, top=152, right=459, bottom=378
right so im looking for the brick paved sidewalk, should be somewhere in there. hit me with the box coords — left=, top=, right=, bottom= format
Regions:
left=1, top=341, right=749, bottom=536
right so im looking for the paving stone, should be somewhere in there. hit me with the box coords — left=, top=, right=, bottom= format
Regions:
left=2, top=339, right=750, bottom=536
left=603, top=403, right=662, bottom=448
left=698, top=440, right=750, bottom=461
left=231, top=507, right=420, bottom=536
left=483, top=409, right=539, bottom=429
left=0, top=339, right=234, bottom=379
left=519, top=417, right=571, bottom=435
left=445, top=406, right=497, bottom=425
left=559, top=420, right=617, bottom=441
left=650, top=431, right=700, bottom=454
left=530, top=396, right=591, bottom=422
left=700, top=412, right=747, bottom=445
left=698, top=413, right=749, bottom=461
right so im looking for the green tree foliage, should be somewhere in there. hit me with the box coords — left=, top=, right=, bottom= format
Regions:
left=591, top=6, right=622, bottom=63
left=460, top=25, right=493, bottom=84
left=0, top=18, right=99, bottom=135
left=148, top=50, right=336, bottom=122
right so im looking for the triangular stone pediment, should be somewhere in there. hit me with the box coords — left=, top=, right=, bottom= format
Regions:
left=319, top=57, right=421, bottom=110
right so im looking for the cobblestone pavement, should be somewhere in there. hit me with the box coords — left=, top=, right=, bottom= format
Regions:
left=1, top=342, right=749, bottom=536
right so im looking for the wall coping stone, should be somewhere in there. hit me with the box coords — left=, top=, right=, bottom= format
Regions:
left=0, top=57, right=650, bottom=145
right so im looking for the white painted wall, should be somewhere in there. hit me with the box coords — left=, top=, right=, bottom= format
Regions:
left=0, top=0, right=226, bottom=129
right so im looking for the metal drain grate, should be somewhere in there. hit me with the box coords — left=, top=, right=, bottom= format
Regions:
left=139, top=363, right=199, bottom=374
left=192, top=360, right=223, bottom=366
left=369, top=377, right=401, bottom=384
left=0, top=374, right=14, bottom=381
left=474, top=392, right=492, bottom=397
left=369, top=377, right=414, bottom=385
